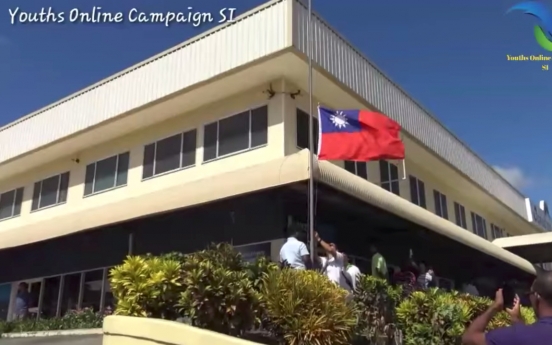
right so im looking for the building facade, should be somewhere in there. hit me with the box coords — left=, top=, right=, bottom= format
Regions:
left=0, top=0, right=543, bottom=320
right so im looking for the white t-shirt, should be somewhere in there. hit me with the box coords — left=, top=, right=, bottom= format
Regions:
left=346, top=265, right=361, bottom=291
left=279, top=237, right=309, bottom=269
left=320, top=252, right=351, bottom=291
left=462, top=284, right=479, bottom=296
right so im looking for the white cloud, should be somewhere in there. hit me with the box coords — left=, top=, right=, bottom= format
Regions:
left=493, top=165, right=533, bottom=190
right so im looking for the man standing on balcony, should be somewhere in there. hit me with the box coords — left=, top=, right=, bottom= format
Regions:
left=462, top=271, right=552, bottom=345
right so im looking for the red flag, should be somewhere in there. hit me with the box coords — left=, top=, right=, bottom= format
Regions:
left=317, top=107, right=405, bottom=161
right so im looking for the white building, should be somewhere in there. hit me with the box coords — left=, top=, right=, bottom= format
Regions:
left=0, top=0, right=545, bottom=320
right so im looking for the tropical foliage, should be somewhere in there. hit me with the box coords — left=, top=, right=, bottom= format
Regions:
left=262, top=268, right=358, bottom=345
left=105, top=243, right=538, bottom=345
left=0, top=308, right=103, bottom=335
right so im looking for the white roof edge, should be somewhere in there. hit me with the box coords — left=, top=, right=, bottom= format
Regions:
left=493, top=232, right=552, bottom=248
left=0, top=0, right=286, bottom=134
left=313, top=157, right=536, bottom=275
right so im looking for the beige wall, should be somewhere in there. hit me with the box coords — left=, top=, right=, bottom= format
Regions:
left=103, top=316, right=261, bottom=345
left=0, top=83, right=288, bottom=234
left=0, top=77, right=539, bottom=242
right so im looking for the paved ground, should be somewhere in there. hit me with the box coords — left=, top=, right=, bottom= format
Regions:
left=1, top=335, right=102, bottom=345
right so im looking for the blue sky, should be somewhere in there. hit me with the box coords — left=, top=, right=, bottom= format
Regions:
left=0, top=0, right=550, bottom=204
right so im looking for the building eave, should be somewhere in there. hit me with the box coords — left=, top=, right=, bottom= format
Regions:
left=0, top=0, right=532, bottom=220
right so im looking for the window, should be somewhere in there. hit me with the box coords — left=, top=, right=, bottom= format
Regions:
left=296, top=108, right=319, bottom=151
left=409, top=175, right=426, bottom=208
left=203, top=106, right=268, bottom=161
left=143, top=129, right=197, bottom=179
left=471, top=212, right=488, bottom=239
left=380, top=161, right=400, bottom=195
left=84, top=153, right=130, bottom=196
left=31, top=172, right=70, bottom=211
left=344, top=161, right=368, bottom=179
left=433, top=190, right=448, bottom=219
left=0, top=188, right=24, bottom=220
left=454, top=202, right=467, bottom=229
left=491, top=224, right=505, bottom=240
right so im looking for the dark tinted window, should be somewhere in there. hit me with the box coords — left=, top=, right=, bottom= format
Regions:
left=296, top=109, right=319, bottom=151
left=471, top=212, right=487, bottom=238
left=409, top=176, right=426, bottom=209
left=344, top=161, right=355, bottom=174
left=433, top=190, right=448, bottom=219
left=0, top=188, right=24, bottom=220
left=344, top=161, right=368, bottom=180
left=380, top=161, right=399, bottom=195
left=84, top=153, right=130, bottom=196
left=218, top=111, right=249, bottom=156
left=203, top=106, right=268, bottom=162
left=454, top=202, right=467, bottom=229
left=142, top=129, right=197, bottom=179
left=32, top=172, right=70, bottom=211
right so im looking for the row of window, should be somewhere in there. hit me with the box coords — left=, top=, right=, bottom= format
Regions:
left=296, top=110, right=510, bottom=241
left=0, top=106, right=269, bottom=221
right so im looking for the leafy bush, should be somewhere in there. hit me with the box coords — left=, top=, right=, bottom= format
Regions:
left=262, top=268, right=358, bottom=345
left=177, top=243, right=260, bottom=336
left=0, top=308, right=103, bottom=335
left=397, top=288, right=538, bottom=345
left=353, top=275, right=402, bottom=344
left=396, top=288, right=469, bottom=345
left=109, top=255, right=182, bottom=319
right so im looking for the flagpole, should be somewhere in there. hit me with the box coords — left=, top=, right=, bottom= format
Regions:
left=307, top=0, right=316, bottom=264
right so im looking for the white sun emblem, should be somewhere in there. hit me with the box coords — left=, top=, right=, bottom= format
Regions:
left=330, top=111, right=349, bottom=129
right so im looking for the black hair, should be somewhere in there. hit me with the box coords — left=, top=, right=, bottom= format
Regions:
left=533, top=271, right=552, bottom=304
left=287, top=223, right=307, bottom=241
left=19, top=282, right=28, bottom=289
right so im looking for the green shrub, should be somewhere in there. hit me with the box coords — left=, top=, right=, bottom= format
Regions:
left=0, top=308, right=103, bottom=334
left=396, top=288, right=469, bottom=345
left=109, top=255, right=182, bottom=319
left=177, top=243, right=260, bottom=336
left=353, top=275, right=402, bottom=344
left=262, top=268, right=358, bottom=345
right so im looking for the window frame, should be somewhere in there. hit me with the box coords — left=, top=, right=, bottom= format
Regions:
left=454, top=202, right=467, bottom=229
left=84, top=152, right=130, bottom=197
left=471, top=212, right=488, bottom=239
left=0, top=187, right=24, bottom=221
left=408, top=175, right=426, bottom=208
left=344, top=161, right=368, bottom=179
left=295, top=107, right=320, bottom=151
left=142, top=128, right=198, bottom=180
left=203, top=104, right=269, bottom=163
left=491, top=224, right=505, bottom=240
left=380, top=161, right=400, bottom=195
left=433, top=190, right=448, bottom=219
left=31, top=172, right=70, bottom=212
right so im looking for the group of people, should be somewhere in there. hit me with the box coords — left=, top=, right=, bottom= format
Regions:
left=279, top=225, right=552, bottom=344
left=279, top=225, right=436, bottom=295
left=278, top=226, right=362, bottom=293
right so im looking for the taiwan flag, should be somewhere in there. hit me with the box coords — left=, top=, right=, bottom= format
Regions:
left=317, top=107, right=405, bottom=161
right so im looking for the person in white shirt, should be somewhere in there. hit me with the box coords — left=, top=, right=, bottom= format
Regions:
left=345, top=256, right=361, bottom=292
left=279, top=226, right=311, bottom=269
left=315, top=232, right=353, bottom=292
left=462, top=281, right=480, bottom=296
